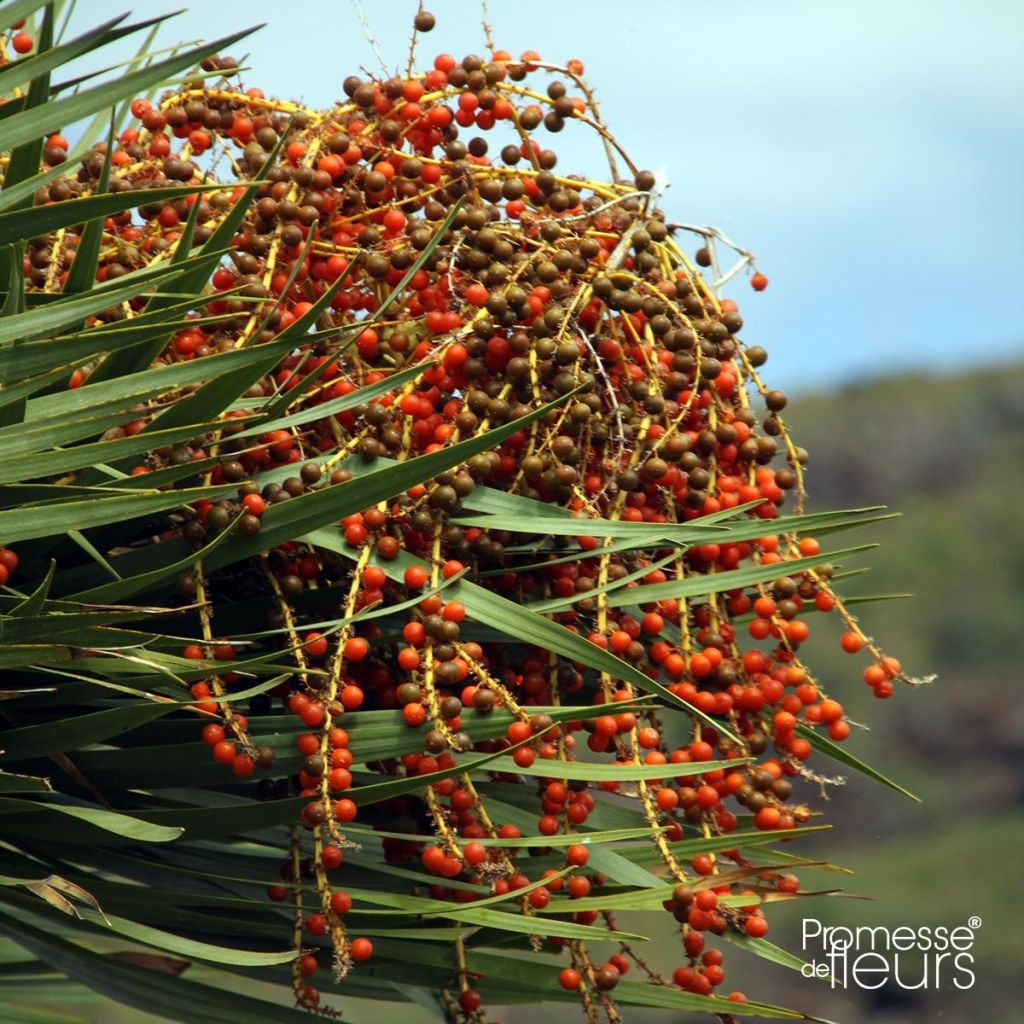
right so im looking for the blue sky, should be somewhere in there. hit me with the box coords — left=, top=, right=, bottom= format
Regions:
left=67, top=0, right=1024, bottom=392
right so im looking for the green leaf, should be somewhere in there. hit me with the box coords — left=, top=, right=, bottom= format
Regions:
left=65, top=528, right=121, bottom=580
left=110, top=796, right=309, bottom=841
left=843, top=591, right=913, bottom=604
left=43, top=702, right=648, bottom=792
left=720, top=930, right=811, bottom=974
left=342, top=823, right=663, bottom=849
left=0, top=1, right=54, bottom=426
left=0, top=1002, right=93, bottom=1024
left=447, top=905, right=646, bottom=942
left=0, top=702, right=175, bottom=762
left=10, top=559, right=55, bottom=614
left=233, top=359, right=432, bottom=439
left=348, top=735, right=543, bottom=806
left=612, top=976, right=802, bottom=1018
left=77, top=909, right=297, bottom=968
left=0, top=403, right=185, bottom=458
left=0, top=480, right=236, bottom=544
left=0, top=913, right=335, bottom=1024
left=452, top=515, right=722, bottom=541
left=0, top=798, right=181, bottom=842
left=521, top=550, right=678, bottom=613
left=167, top=167, right=207, bottom=263
left=0, top=419, right=230, bottom=485
left=65, top=512, right=242, bottom=605
left=585, top=845, right=666, bottom=888
left=601, top=543, right=877, bottom=608
left=490, top=753, right=747, bottom=782
left=1, top=306, right=234, bottom=386
left=795, top=723, right=921, bottom=802
left=0, top=769, right=51, bottom=793
left=0, top=182, right=231, bottom=252
left=0, top=646, right=70, bottom=670
left=25, top=322, right=322, bottom=421
left=0, top=607, right=166, bottom=643
left=454, top=503, right=886, bottom=541
left=0, top=264, right=217, bottom=367
left=439, top=572, right=737, bottom=741
left=0, top=242, right=24, bottom=321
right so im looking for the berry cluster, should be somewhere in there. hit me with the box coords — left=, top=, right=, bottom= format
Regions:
left=11, top=10, right=918, bottom=1019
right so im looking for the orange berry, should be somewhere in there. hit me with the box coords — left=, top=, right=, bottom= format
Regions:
left=840, top=631, right=863, bottom=653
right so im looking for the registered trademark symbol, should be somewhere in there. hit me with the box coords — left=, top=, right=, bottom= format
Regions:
left=968, top=915, right=982, bottom=929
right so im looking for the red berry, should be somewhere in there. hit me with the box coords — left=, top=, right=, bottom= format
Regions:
left=201, top=723, right=225, bottom=746
left=344, top=636, right=369, bottom=661
left=212, top=740, right=236, bottom=764
left=304, top=913, right=327, bottom=936
left=566, top=844, right=589, bottom=867
left=840, top=631, right=863, bottom=653
left=300, top=703, right=325, bottom=727
left=528, top=886, right=550, bottom=909
left=458, top=990, right=481, bottom=1013
left=363, top=565, right=387, bottom=589
left=464, top=841, right=486, bottom=866
left=296, top=732, right=320, bottom=755
left=341, top=684, right=364, bottom=709
left=334, top=798, right=356, bottom=822
left=303, top=632, right=329, bottom=657
left=403, top=701, right=426, bottom=726
left=241, top=493, right=265, bottom=516
left=404, top=565, right=427, bottom=589
left=559, top=967, right=581, bottom=990
left=696, top=890, right=718, bottom=911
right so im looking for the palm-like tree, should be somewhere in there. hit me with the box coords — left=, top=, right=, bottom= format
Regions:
left=0, top=5, right=918, bottom=1022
